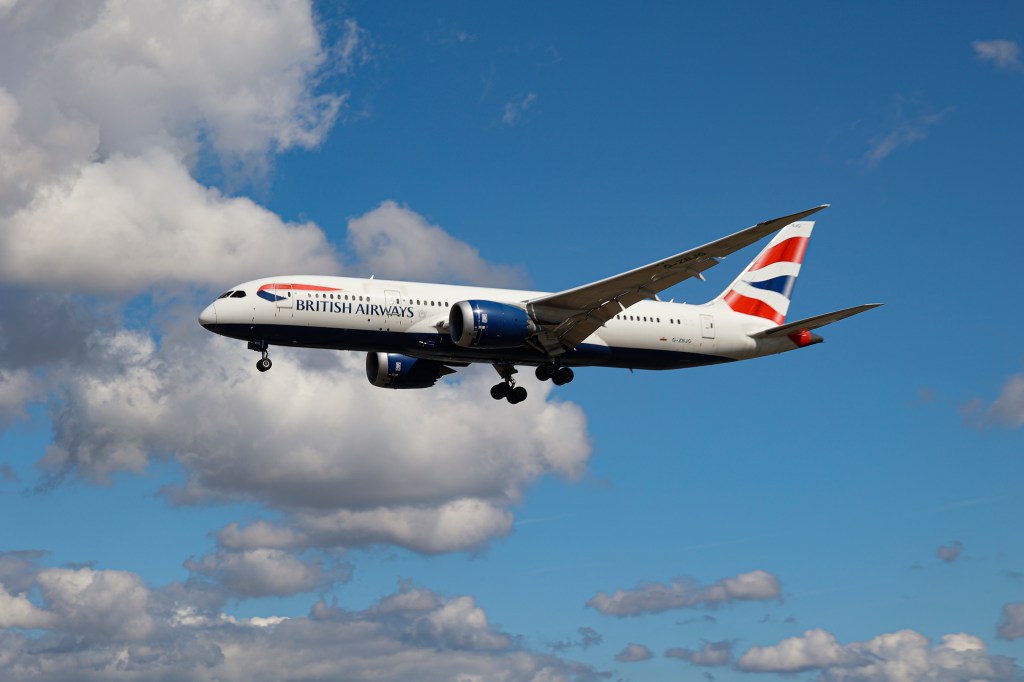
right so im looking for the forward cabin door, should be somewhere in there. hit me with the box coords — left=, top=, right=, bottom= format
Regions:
left=275, top=284, right=293, bottom=309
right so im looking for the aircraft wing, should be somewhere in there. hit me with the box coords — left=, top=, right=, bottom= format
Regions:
left=524, top=205, right=830, bottom=352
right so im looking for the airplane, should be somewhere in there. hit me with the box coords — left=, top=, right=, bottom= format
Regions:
left=199, top=205, right=880, bottom=404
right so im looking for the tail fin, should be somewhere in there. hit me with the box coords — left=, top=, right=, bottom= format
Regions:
left=711, top=220, right=814, bottom=325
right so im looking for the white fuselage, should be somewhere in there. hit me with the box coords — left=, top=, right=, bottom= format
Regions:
left=199, top=275, right=798, bottom=371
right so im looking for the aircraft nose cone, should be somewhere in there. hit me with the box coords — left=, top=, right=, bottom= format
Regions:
left=199, top=302, right=218, bottom=328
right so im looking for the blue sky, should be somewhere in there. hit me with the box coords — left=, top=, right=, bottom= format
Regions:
left=1, top=2, right=1023, bottom=680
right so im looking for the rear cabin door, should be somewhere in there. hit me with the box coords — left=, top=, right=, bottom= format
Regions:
left=700, top=314, right=716, bottom=352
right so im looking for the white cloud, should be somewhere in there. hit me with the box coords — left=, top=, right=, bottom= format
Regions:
left=0, top=0, right=354, bottom=295
left=863, top=96, right=953, bottom=168
left=185, top=549, right=326, bottom=598
left=291, top=498, right=516, bottom=554
left=737, top=628, right=1021, bottom=681
left=36, top=566, right=154, bottom=641
left=0, top=148, right=340, bottom=294
left=39, top=322, right=590, bottom=555
left=502, top=92, right=538, bottom=126
left=0, top=585, right=54, bottom=629
left=998, top=603, right=1024, bottom=640
left=973, top=40, right=1023, bottom=71
left=738, top=628, right=853, bottom=673
left=0, top=0, right=346, bottom=165
left=0, top=368, right=37, bottom=429
left=0, top=560, right=594, bottom=682
left=665, top=640, right=734, bottom=667
left=586, top=569, right=781, bottom=617
left=968, top=374, right=1024, bottom=429
left=615, top=643, right=653, bottom=662
left=345, top=201, right=526, bottom=287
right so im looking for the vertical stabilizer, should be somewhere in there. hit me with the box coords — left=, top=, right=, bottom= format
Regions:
left=711, top=220, right=814, bottom=325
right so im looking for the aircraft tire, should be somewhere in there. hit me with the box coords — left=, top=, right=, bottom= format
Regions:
left=490, top=383, right=509, bottom=400
left=535, top=364, right=556, bottom=381
left=257, top=358, right=273, bottom=372
left=507, top=386, right=527, bottom=404
left=555, top=367, right=574, bottom=384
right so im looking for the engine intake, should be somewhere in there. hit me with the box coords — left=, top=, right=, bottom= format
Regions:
left=449, top=300, right=536, bottom=349
left=365, top=352, right=454, bottom=389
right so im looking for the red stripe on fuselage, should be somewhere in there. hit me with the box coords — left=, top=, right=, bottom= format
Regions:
left=724, top=290, right=785, bottom=324
left=258, top=283, right=343, bottom=292
left=749, top=236, right=808, bottom=272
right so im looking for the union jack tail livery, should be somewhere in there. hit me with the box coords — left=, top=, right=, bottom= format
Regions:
left=712, top=221, right=813, bottom=326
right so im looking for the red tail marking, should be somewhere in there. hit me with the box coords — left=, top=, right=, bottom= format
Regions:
left=724, top=290, right=785, bottom=324
left=749, top=236, right=809, bottom=272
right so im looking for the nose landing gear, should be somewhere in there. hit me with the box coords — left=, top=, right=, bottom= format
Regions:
left=248, top=340, right=272, bottom=372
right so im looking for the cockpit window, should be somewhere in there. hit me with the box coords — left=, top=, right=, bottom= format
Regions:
left=218, top=291, right=234, bottom=299
left=231, top=291, right=247, bottom=298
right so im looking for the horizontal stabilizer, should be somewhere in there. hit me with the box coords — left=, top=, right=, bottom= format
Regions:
left=749, top=303, right=882, bottom=339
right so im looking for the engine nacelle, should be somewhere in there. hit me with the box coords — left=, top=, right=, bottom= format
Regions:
left=365, top=352, right=453, bottom=389
left=449, top=300, right=536, bottom=349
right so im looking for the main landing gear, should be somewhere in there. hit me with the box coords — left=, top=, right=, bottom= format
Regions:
left=248, top=340, right=272, bottom=372
left=535, top=362, right=574, bottom=386
left=491, top=362, right=576, bottom=405
left=491, top=362, right=527, bottom=405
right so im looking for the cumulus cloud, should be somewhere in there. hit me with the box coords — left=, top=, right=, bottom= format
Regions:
left=586, top=570, right=782, bottom=617
left=0, top=148, right=340, bottom=294
left=937, top=541, right=964, bottom=563
left=0, top=0, right=348, bottom=171
left=37, top=319, right=589, bottom=555
left=998, top=603, right=1024, bottom=640
left=0, top=559, right=597, bottom=681
left=737, top=628, right=1021, bottom=680
left=0, top=585, right=54, bottom=629
left=345, top=201, right=525, bottom=287
left=973, top=40, right=1023, bottom=71
left=666, top=640, right=734, bottom=667
left=615, top=643, right=653, bottom=662
left=0, top=0, right=357, bottom=295
left=36, top=566, right=154, bottom=641
left=185, top=549, right=332, bottom=599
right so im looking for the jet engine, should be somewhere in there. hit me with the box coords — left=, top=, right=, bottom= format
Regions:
left=365, top=352, right=455, bottom=389
left=449, top=300, right=537, bottom=349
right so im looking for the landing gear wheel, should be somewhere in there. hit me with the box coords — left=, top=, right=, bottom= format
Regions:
left=256, top=357, right=273, bottom=372
left=507, top=386, right=528, bottom=404
left=490, top=383, right=510, bottom=400
left=552, top=367, right=574, bottom=385
left=535, top=363, right=557, bottom=381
